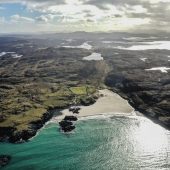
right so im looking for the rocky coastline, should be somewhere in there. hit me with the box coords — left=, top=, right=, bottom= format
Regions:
left=105, top=73, right=170, bottom=130
left=0, top=95, right=97, bottom=143
left=0, top=111, right=53, bottom=143
left=59, top=116, right=78, bottom=132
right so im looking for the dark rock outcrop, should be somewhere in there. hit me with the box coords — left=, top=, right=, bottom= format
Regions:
left=9, top=130, right=36, bottom=143
left=80, top=96, right=96, bottom=106
left=0, top=115, right=6, bottom=122
left=0, top=127, right=16, bottom=142
left=64, top=116, right=78, bottom=121
left=0, top=155, right=11, bottom=167
left=59, top=120, right=73, bottom=127
left=59, top=119, right=76, bottom=132
left=69, top=106, right=81, bottom=114
left=61, top=125, right=75, bottom=132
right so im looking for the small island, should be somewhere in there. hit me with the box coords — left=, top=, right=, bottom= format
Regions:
left=0, top=155, right=11, bottom=167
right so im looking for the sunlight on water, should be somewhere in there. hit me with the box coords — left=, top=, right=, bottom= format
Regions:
left=83, top=52, right=103, bottom=61
left=133, top=118, right=168, bottom=153
left=118, top=41, right=170, bottom=50
left=1, top=116, right=170, bottom=170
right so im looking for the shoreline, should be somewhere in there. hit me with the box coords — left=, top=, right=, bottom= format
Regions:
left=53, top=89, right=135, bottom=122
left=111, top=89, right=170, bottom=131
left=0, top=88, right=147, bottom=143
left=51, top=111, right=136, bottom=123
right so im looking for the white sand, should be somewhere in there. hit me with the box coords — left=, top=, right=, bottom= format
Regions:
left=54, top=89, right=134, bottom=121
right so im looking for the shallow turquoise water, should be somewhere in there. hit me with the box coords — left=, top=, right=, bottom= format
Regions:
left=1, top=115, right=170, bottom=170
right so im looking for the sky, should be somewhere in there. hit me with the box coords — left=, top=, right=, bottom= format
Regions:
left=0, top=0, right=170, bottom=33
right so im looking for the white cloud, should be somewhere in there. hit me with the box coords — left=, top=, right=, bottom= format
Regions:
left=117, top=17, right=151, bottom=27
left=141, top=0, right=170, bottom=3
left=0, top=16, right=5, bottom=24
left=0, top=6, right=5, bottom=10
left=125, top=5, right=147, bottom=13
left=36, top=14, right=56, bottom=23
left=11, top=14, right=34, bottom=23
left=0, top=0, right=170, bottom=33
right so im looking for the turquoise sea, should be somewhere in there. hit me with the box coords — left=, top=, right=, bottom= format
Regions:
left=1, top=115, right=170, bottom=170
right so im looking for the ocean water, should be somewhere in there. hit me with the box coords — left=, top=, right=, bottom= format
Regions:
left=1, top=115, right=170, bottom=170
left=83, top=53, right=103, bottom=61
left=62, top=42, right=92, bottom=50
left=118, top=41, right=170, bottom=50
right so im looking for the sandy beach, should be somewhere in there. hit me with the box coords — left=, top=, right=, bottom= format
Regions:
left=54, top=89, right=134, bottom=121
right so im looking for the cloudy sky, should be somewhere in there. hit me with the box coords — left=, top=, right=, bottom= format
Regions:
left=0, top=0, right=170, bottom=33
